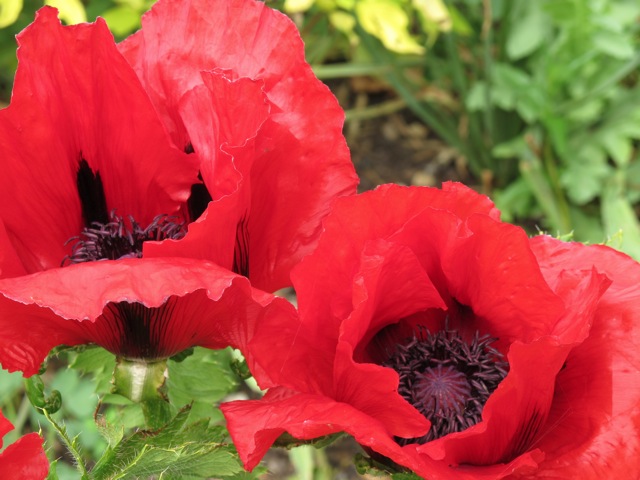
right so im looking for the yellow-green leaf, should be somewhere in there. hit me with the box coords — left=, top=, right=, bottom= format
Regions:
left=284, top=0, right=315, bottom=13
left=0, top=0, right=22, bottom=28
left=412, top=0, right=451, bottom=32
left=356, top=0, right=424, bottom=54
left=45, top=0, right=86, bottom=25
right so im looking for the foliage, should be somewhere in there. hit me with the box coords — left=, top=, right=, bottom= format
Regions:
left=276, top=0, right=640, bottom=257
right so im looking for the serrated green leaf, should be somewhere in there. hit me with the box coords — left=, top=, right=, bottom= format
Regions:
left=69, top=346, right=116, bottom=394
left=167, top=347, right=238, bottom=407
left=92, top=407, right=241, bottom=479
left=95, top=414, right=124, bottom=447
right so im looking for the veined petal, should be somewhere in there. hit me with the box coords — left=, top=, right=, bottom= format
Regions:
left=291, top=183, right=496, bottom=355
left=442, top=216, right=566, bottom=347
left=222, top=388, right=540, bottom=480
left=0, top=7, right=197, bottom=273
left=120, top=0, right=358, bottom=291
left=529, top=236, right=640, bottom=478
left=0, top=257, right=294, bottom=376
left=145, top=70, right=271, bottom=271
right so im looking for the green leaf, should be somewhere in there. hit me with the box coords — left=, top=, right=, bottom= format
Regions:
left=69, top=346, right=116, bottom=394
left=560, top=144, right=610, bottom=205
left=354, top=452, right=420, bottom=478
left=520, top=155, right=570, bottom=234
left=506, top=0, right=549, bottom=60
left=95, top=414, right=124, bottom=448
left=0, top=0, right=22, bottom=28
left=599, top=129, right=632, bottom=167
left=168, top=347, right=238, bottom=408
left=493, top=177, right=534, bottom=223
left=601, top=173, right=640, bottom=260
left=100, top=5, right=143, bottom=38
left=592, top=30, right=634, bottom=59
left=92, top=407, right=242, bottom=480
left=356, top=0, right=425, bottom=54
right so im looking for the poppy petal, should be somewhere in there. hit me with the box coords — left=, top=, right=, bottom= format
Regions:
left=0, top=257, right=293, bottom=376
left=529, top=236, right=640, bottom=477
left=442, top=216, right=566, bottom=345
left=0, top=7, right=197, bottom=273
left=0, top=411, right=48, bottom=479
left=120, top=0, right=358, bottom=290
left=222, top=388, right=541, bottom=480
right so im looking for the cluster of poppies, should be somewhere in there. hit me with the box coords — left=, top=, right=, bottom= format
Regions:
left=1, top=0, right=639, bottom=478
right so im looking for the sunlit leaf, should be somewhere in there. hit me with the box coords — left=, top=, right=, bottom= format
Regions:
left=0, top=0, right=22, bottom=28
left=356, top=0, right=424, bottom=54
left=592, top=29, right=634, bottom=59
left=284, top=0, right=315, bottom=13
left=45, top=0, right=87, bottom=24
left=413, top=0, right=451, bottom=32
left=100, top=5, right=143, bottom=38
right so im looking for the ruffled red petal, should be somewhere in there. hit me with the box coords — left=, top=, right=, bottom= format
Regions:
left=0, top=411, right=48, bottom=479
left=441, top=215, right=566, bottom=346
left=120, top=0, right=358, bottom=291
left=529, top=236, right=640, bottom=478
left=0, top=7, right=197, bottom=274
left=291, top=183, right=498, bottom=355
left=144, top=70, right=271, bottom=272
left=0, top=257, right=294, bottom=376
left=222, top=388, right=541, bottom=480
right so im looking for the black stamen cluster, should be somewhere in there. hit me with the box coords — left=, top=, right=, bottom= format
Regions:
left=383, top=326, right=509, bottom=445
left=63, top=212, right=186, bottom=265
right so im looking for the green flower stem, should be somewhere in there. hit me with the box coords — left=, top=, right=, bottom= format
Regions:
left=112, top=357, right=172, bottom=430
left=312, top=58, right=426, bottom=79
left=42, top=408, right=90, bottom=480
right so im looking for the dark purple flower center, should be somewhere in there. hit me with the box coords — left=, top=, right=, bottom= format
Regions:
left=66, top=158, right=186, bottom=265
left=383, top=326, right=509, bottom=444
left=63, top=212, right=186, bottom=265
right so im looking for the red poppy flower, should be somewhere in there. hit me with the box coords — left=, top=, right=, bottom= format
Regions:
left=119, top=0, right=358, bottom=292
left=0, top=257, right=295, bottom=378
left=0, top=409, right=48, bottom=479
left=222, top=183, right=640, bottom=479
left=0, top=7, right=296, bottom=377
